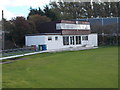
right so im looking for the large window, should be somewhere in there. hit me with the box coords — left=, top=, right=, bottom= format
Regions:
left=56, top=23, right=90, bottom=30
left=82, top=36, right=88, bottom=40
left=76, top=36, right=81, bottom=44
left=63, top=36, right=69, bottom=45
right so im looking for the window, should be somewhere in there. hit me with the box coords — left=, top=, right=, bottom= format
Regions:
left=82, top=36, right=88, bottom=40
left=70, top=36, right=75, bottom=45
left=48, top=37, right=52, bottom=41
left=78, top=36, right=81, bottom=44
left=63, top=36, right=69, bottom=45
left=76, top=36, right=81, bottom=44
left=56, top=23, right=90, bottom=30
left=70, top=36, right=72, bottom=45
left=76, top=36, right=79, bottom=44
left=55, top=36, right=58, bottom=40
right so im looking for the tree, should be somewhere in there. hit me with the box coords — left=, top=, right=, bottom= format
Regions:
left=110, top=2, right=119, bottom=17
left=6, top=17, right=37, bottom=47
left=27, top=2, right=119, bottom=20
left=83, top=2, right=93, bottom=18
left=27, top=6, right=59, bottom=21
left=49, top=2, right=94, bottom=19
left=49, top=2, right=86, bottom=19
left=49, top=2, right=120, bottom=19
left=43, top=5, right=59, bottom=21
left=27, top=7, right=44, bottom=19
left=28, top=14, right=51, bottom=32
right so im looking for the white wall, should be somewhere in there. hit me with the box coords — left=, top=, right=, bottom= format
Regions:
left=88, top=34, right=98, bottom=46
left=81, top=35, right=89, bottom=45
left=25, top=34, right=98, bottom=50
left=81, top=40, right=89, bottom=45
left=25, top=35, right=46, bottom=48
left=26, top=35, right=64, bottom=50
left=45, top=35, right=83, bottom=50
left=45, top=35, right=63, bottom=50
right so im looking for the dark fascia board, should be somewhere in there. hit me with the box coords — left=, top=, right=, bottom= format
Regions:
left=26, top=33, right=62, bottom=36
left=41, top=19, right=90, bottom=25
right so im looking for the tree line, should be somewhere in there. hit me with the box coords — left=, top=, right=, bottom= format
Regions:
left=3, top=2, right=120, bottom=49
left=28, top=2, right=120, bottom=19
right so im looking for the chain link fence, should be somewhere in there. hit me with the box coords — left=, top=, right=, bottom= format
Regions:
left=80, top=17, right=120, bottom=46
left=98, top=34, right=119, bottom=46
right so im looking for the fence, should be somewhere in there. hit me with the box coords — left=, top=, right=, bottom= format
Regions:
left=1, top=47, right=36, bottom=57
left=98, top=34, right=120, bottom=46
left=0, top=50, right=47, bottom=60
left=80, top=17, right=120, bottom=46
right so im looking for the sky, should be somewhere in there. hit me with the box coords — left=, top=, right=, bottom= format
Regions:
left=1, top=0, right=119, bottom=20
left=0, top=0, right=51, bottom=20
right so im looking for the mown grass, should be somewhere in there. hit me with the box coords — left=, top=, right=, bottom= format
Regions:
left=2, top=46, right=118, bottom=88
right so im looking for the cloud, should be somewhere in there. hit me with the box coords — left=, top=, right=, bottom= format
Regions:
left=0, top=0, right=50, bottom=8
left=0, top=0, right=50, bottom=20
left=0, top=6, right=25, bottom=20
left=0, top=6, right=15, bottom=20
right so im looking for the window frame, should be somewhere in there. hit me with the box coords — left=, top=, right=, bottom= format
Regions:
left=55, top=36, right=58, bottom=40
left=63, top=36, right=69, bottom=45
left=48, top=37, right=52, bottom=41
left=82, top=36, right=88, bottom=41
left=76, top=36, right=81, bottom=44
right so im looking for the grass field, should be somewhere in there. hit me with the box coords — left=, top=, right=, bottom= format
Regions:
left=2, top=46, right=118, bottom=88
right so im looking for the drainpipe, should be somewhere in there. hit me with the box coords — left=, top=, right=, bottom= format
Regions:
left=2, top=10, right=4, bottom=50
left=102, top=18, right=104, bottom=45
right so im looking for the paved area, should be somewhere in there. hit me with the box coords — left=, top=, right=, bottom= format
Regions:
left=46, top=46, right=98, bottom=53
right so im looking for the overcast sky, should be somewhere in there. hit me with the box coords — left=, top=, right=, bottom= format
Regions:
left=0, top=0, right=50, bottom=20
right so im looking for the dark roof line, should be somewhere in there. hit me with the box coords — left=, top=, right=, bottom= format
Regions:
left=26, top=33, right=61, bottom=36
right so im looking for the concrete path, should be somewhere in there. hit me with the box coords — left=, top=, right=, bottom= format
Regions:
left=46, top=46, right=98, bottom=53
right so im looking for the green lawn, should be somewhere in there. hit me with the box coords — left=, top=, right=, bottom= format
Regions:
left=2, top=46, right=118, bottom=88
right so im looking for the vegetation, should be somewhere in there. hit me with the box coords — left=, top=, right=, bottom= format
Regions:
left=28, top=2, right=120, bottom=20
left=4, top=17, right=37, bottom=48
left=4, top=16, right=51, bottom=48
left=28, top=14, right=51, bottom=32
left=2, top=47, right=118, bottom=88
left=3, top=2, right=120, bottom=48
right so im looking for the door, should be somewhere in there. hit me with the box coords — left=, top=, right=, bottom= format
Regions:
left=42, top=45, right=47, bottom=50
left=38, top=45, right=42, bottom=51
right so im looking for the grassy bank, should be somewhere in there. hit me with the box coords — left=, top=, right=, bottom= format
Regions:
left=2, top=46, right=118, bottom=88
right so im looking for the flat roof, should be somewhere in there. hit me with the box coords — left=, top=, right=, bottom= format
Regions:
left=26, top=33, right=62, bottom=36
